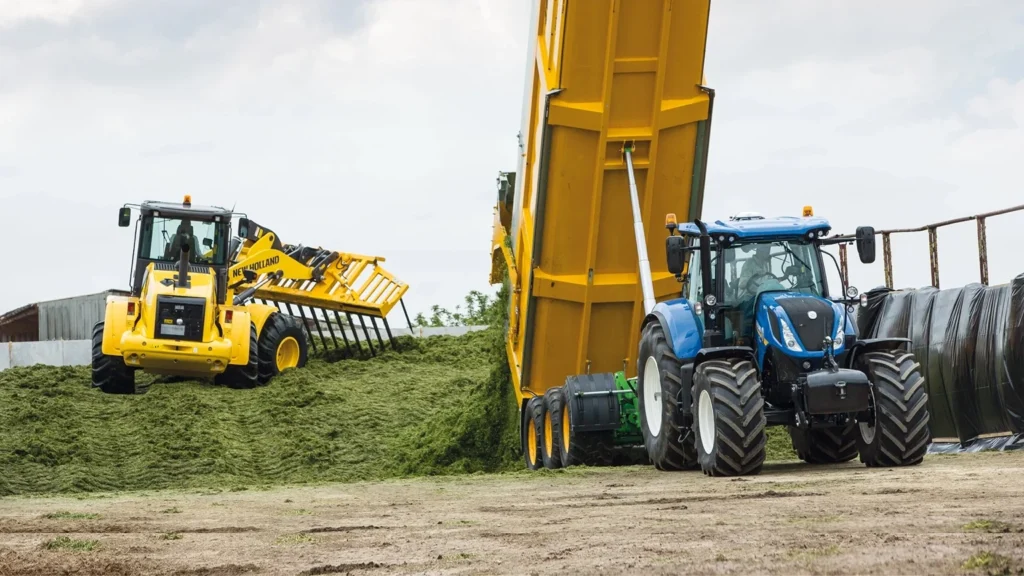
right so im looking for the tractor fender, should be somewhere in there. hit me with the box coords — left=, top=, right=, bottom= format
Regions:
left=845, top=337, right=912, bottom=369
left=642, top=299, right=702, bottom=361
left=694, top=346, right=757, bottom=370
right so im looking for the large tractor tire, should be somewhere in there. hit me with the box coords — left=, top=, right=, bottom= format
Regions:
left=215, top=323, right=260, bottom=389
left=855, top=350, right=931, bottom=467
left=541, top=388, right=564, bottom=469
left=91, top=322, right=139, bottom=395
left=788, top=423, right=858, bottom=464
left=523, top=396, right=544, bottom=470
left=691, top=357, right=767, bottom=477
left=256, top=312, right=309, bottom=385
left=637, top=322, right=697, bottom=471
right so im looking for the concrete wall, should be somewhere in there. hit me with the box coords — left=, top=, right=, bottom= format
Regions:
left=0, top=325, right=488, bottom=372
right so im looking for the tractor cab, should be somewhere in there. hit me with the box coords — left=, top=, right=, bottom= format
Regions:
left=118, top=196, right=236, bottom=298
left=665, top=210, right=876, bottom=369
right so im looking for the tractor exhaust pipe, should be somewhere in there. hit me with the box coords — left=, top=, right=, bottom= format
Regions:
left=625, top=146, right=656, bottom=315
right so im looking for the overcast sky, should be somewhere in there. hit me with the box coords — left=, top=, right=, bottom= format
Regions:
left=1, top=0, right=1021, bottom=323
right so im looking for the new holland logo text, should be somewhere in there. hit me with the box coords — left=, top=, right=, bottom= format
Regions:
left=232, top=255, right=279, bottom=278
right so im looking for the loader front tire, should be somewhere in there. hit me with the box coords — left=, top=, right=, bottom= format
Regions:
left=257, top=312, right=308, bottom=385
left=91, top=322, right=137, bottom=395
left=216, top=323, right=260, bottom=389
left=855, top=350, right=931, bottom=467
left=692, top=358, right=767, bottom=477
left=637, top=322, right=697, bottom=471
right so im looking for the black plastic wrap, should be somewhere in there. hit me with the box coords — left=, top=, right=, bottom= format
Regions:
left=873, top=289, right=914, bottom=338
left=928, top=433, right=1024, bottom=454
left=975, top=284, right=1016, bottom=434
left=925, top=287, right=963, bottom=441
left=1005, top=272, right=1024, bottom=431
left=856, top=286, right=892, bottom=338
left=947, top=283, right=985, bottom=442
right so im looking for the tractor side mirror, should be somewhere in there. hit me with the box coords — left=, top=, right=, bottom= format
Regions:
left=203, top=237, right=213, bottom=248
left=118, top=207, right=131, bottom=227
left=237, top=217, right=250, bottom=239
left=855, top=226, right=876, bottom=264
left=666, top=235, right=688, bottom=276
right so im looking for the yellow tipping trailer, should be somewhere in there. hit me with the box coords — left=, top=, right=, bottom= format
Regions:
left=490, top=0, right=714, bottom=469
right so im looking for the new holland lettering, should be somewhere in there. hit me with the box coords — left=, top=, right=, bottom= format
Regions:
left=232, top=255, right=280, bottom=278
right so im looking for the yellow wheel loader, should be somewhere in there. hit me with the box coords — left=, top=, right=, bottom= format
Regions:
left=92, top=195, right=409, bottom=394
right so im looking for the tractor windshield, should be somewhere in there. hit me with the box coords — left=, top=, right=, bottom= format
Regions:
left=138, top=215, right=229, bottom=266
left=723, top=239, right=825, bottom=306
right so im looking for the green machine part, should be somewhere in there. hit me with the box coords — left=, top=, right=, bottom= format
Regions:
left=613, top=372, right=643, bottom=445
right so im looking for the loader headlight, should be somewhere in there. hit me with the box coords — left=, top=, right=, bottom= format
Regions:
left=779, top=319, right=801, bottom=352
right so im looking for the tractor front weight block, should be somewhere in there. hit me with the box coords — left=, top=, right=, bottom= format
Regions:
left=801, top=368, right=871, bottom=415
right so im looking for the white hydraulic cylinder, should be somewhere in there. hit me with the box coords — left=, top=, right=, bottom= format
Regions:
left=625, top=147, right=656, bottom=315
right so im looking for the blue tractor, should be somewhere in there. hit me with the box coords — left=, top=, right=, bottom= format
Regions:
left=636, top=211, right=931, bottom=477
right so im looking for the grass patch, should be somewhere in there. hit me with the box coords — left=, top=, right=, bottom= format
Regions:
left=43, top=511, right=100, bottom=520
left=766, top=427, right=797, bottom=462
left=161, top=532, right=183, bottom=540
left=42, top=536, right=99, bottom=552
left=962, top=551, right=1013, bottom=572
left=788, top=544, right=840, bottom=561
left=0, top=288, right=519, bottom=497
left=160, top=507, right=182, bottom=514
left=964, top=519, right=1021, bottom=533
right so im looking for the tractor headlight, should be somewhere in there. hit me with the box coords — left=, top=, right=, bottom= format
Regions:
left=833, top=330, right=845, bottom=350
left=846, top=285, right=859, bottom=299
left=705, top=294, right=717, bottom=307
left=779, top=319, right=801, bottom=352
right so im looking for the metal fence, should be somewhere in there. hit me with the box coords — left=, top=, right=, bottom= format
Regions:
left=832, top=203, right=1024, bottom=290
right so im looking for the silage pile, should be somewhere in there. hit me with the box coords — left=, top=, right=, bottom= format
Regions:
left=0, top=324, right=520, bottom=497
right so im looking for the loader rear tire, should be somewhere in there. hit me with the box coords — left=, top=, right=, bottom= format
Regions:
left=523, top=396, right=544, bottom=470
left=91, top=322, right=138, bottom=395
left=788, top=423, right=858, bottom=464
left=637, top=322, right=698, bottom=471
left=692, top=358, right=767, bottom=477
left=257, top=312, right=308, bottom=385
left=855, top=350, right=931, bottom=467
left=215, top=323, right=260, bottom=389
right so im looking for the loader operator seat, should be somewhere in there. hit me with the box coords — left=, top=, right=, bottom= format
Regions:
left=164, top=220, right=201, bottom=263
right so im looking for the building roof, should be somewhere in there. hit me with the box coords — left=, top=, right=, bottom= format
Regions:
left=0, top=289, right=130, bottom=326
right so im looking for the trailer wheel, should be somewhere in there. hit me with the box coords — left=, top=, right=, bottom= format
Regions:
left=91, top=322, right=138, bottom=394
left=692, top=358, right=766, bottom=477
left=637, top=322, right=697, bottom=471
left=257, top=312, right=308, bottom=385
left=788, top=423, right=858, bottom=464
left=542, top=388, right=564, bottom=469
left=523, top=396, right=544, bottom=470
left=216, top=323, right=260, bottom=389
left=855, top=350, right=931, bottom=467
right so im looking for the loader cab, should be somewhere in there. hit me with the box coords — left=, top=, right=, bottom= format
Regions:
left=120, top=197, right=233, bottom=298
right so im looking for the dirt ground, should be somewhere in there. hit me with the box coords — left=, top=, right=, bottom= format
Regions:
left=1, top=452, right=1023, bottom=576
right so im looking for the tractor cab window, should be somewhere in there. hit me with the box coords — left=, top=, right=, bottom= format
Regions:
left=138, top=215, right=228, bottom=266
left=722, top=240, right=825, bottom=306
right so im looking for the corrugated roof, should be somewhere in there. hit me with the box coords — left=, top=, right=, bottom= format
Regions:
left=0, top=289, right=130, bottom=326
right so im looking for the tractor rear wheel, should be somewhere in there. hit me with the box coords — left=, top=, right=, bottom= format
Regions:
left=215, top=323, right=260, bottom=389
left=257, top=312, right=308, bottom=385
left=91, top=322, right=138, bottom=395
left=692, top=358, right=767, bottom=477
left=855, top=350, right=931, bottom=467
left=637, top=322, right=697, bottom=471
left=788, top=423, right=858, bottom=464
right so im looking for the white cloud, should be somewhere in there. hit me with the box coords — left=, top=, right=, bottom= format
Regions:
left=0, top=0, right=1021, bottom=324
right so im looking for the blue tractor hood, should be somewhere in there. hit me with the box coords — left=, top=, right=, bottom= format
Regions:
left=754, top=291, right=854, bottom=359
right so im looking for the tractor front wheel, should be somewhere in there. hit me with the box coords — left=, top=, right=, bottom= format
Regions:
left=855, top=350, right=931, bottom=467
left=91, top=322, right=138, bottom=394
left=257, top=312, right=309, bottom=385
left=691, top=358, right=766, bottom=477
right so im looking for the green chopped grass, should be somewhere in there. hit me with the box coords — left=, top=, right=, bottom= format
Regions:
left=43, top=511, right=100, bottom=520
left=42, top=536, right=98, bottom=551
